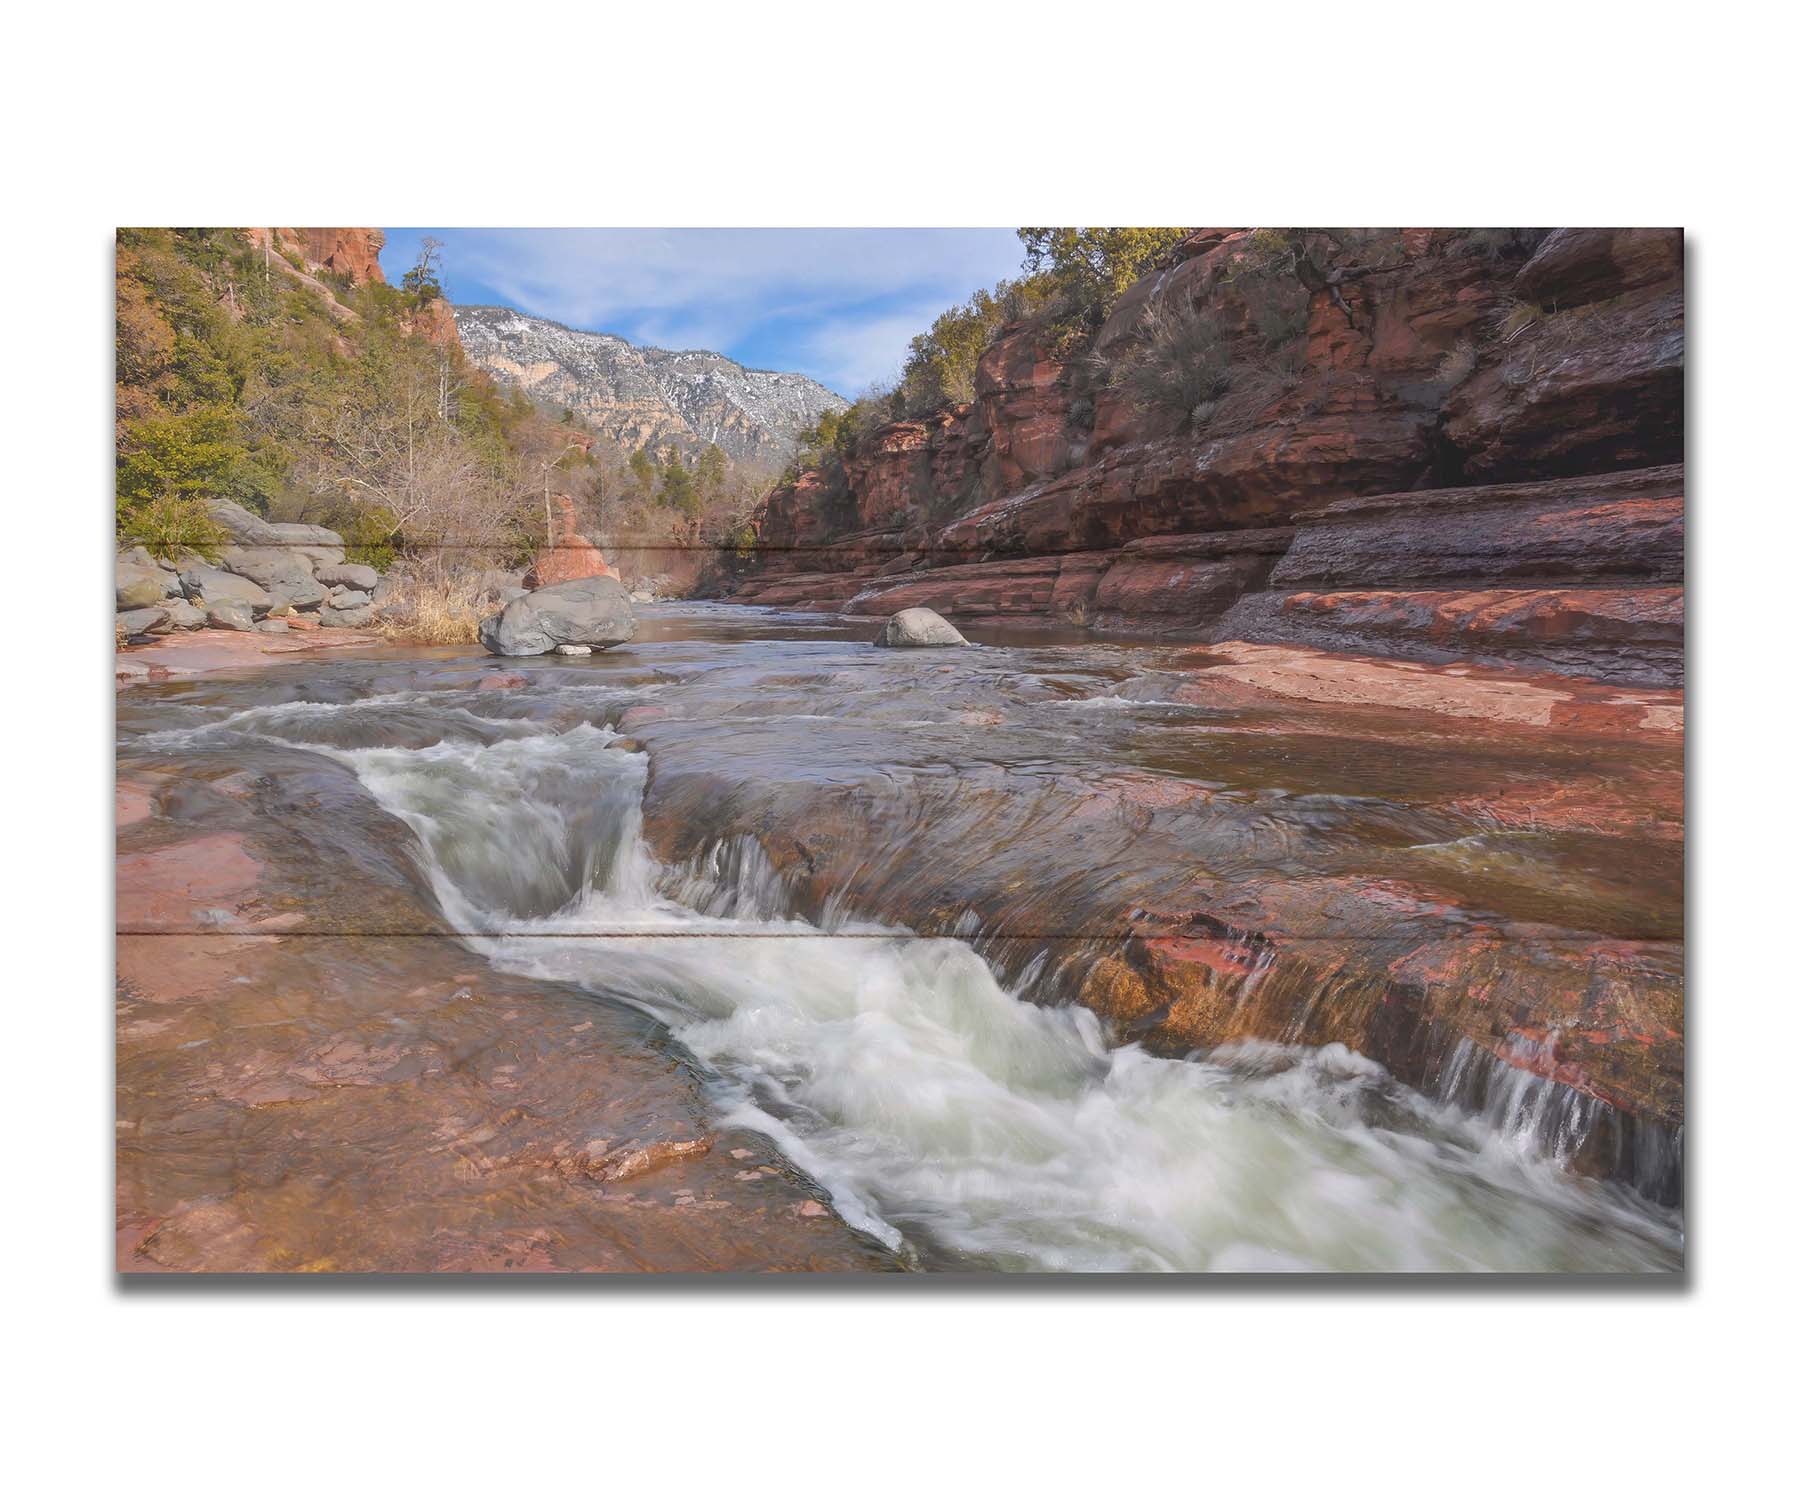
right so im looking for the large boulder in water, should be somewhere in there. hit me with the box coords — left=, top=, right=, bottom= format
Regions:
left=478, top=576, right=636, bottom=657
left=874, top=607, right=967, bottom=648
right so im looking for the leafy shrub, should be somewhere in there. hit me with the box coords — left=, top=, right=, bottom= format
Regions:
left=119, top=493, right=228, bottom=563
left=789, top=387, right=900, bottom=477
left=1100, top=301, right=1234, bottom=429
left=897, top=276, right=1051, bottom=414
left=334, top=504, right=399, bottom=571
left=116, top=403, right=249, bottom=511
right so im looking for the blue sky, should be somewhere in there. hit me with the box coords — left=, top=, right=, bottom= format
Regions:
left=380, top=228, right=1026, bottom=398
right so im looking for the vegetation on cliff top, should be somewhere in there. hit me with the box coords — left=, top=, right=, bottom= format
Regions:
left=786, top=228, right=1519, bottom=478
left=115, top=229, right=540, bottom=561
left=786, top=227, right=1193, bottom=479
left=115, top=230, right=772, bottom=592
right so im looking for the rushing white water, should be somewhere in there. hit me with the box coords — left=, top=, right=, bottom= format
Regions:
left=331, top=712, right=1682, bottom=1273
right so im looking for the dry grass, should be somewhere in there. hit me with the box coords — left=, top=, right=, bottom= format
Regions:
left=375, top=572, right=487, bottom=645
left=1103, top=301, right=1234, bottom=427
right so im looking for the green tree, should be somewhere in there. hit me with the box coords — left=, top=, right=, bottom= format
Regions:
left=629, top=446, right=657, bottom=499
left=400, top=236, right=444, bottom=306
left=116, top=404, right=248, bottom=514
left=659, top=451, right=699, bottom=515
left=898, top=277, right=1048, bottom=413
left=696, top=443, right=727, bottom=497
left=1017, top=227, right=1190, bottom=323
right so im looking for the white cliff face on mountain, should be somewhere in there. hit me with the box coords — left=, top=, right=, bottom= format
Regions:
left=454, top=305, right=847, bottom=469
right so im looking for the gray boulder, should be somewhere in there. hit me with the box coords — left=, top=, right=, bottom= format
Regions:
left=315, top=560, right=380, bottom=591
left=874, top=607, right=967, bottom=648
left=117, top=560, right=175, bottom=610
left=478, top=576, right=636, bottom=657
left=181, top=566, right=272, bottom=615
left=207, top=499, right=346, bottom=568
left=218, top=546, right=326, bottom=608
left=205, top=602, right=256, bottom=632
left=328, top=587, right=373, bottom=609
left=255, top=618, right=291, bottom=634
left=163, top=598, right=206, bottom=630
left=318, top=605, right=374, bottom=628
left=117, top=606, right=171, bottom=638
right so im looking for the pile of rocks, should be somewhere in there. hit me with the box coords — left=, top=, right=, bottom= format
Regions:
left=627, top=573, right=674, bottom=605
left=115, top=500, right=389, bottom=642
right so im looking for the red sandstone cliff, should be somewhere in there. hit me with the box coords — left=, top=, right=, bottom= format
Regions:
left=237, top=228, right=462, bottom=352
left=524, top=493, right=619, bottom=588
left=245, top=227, right=388, bottom=286
left=731, top=228, right=1684, bottom=686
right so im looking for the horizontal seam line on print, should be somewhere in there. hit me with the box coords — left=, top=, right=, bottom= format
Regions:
left=114, top=928, right=1685, bottom=942
left=138, top=542, right=1086, bottom=555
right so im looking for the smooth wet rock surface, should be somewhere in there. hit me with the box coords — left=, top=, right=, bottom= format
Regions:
left=875, top=606, right=967, bottom=647
left=117, top=606, right=1684, bottom=1271
left=115, top=683, right=897, bottom=1274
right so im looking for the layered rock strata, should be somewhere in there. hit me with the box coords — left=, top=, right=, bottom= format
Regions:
left=728, top=227, right=1684, bottom=686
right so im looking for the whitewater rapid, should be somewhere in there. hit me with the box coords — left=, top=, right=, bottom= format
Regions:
left=306, top=706, right=1681, bottom=1273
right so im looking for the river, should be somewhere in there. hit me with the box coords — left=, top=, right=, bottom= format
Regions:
left=116, top=604, right=1683, bottom=1272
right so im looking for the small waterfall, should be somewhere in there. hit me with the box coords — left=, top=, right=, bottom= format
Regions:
left=327, top=713, right=1682, bottom=1273
left=1436, top=1037, right=1683, bottom=1207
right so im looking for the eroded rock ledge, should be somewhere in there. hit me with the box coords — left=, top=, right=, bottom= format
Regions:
left=726, top=228, right=1683, bottom=688
left=632, top=644, right=1684, bottom=1204
left=115, top=752, right=897, bottom=1273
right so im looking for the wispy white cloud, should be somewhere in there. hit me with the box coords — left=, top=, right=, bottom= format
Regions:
left=384, top=227, right=1023, bottom=395
left=796, top=302, right=955, bottom=395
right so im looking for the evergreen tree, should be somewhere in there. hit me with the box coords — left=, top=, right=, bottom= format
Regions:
left=696, top=443, right=727, bottom=496
left=629, top=446, right=657, bottom=499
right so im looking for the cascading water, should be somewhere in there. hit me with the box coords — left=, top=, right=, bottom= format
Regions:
left=122, top=610, right=1683, bottom=1274
left=328, top=710, right=1680, bottom=1273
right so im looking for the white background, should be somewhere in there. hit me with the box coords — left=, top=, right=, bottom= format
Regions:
left=4, top=3, right=1791, bottom=1494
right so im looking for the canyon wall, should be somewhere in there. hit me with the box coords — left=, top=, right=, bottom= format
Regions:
left=729, top=228, right=1684, bottom=686
left=245, top=227, right=388, bottom=286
